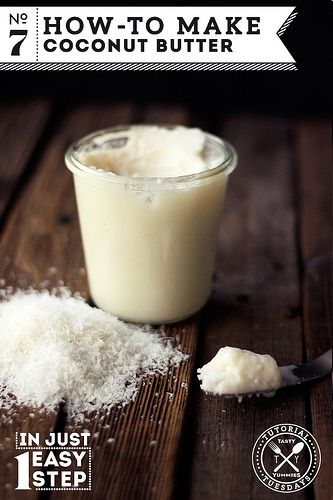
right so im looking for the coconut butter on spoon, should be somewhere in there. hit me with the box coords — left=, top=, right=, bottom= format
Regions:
left=197, top=346, right=332, bottom=400
left=197, top=346, right=282, bottom=401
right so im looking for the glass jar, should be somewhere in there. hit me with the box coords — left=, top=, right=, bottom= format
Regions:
left=65, top=125, right=237, bottom=323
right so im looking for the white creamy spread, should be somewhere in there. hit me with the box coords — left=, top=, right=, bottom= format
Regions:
left=197, top=346, right=282, bottom=396
left=70, top=125, right=230, bottom=323
left=79, top=126, right=208, bottom=177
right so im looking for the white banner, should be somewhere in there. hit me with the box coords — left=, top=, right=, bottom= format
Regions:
left=0, top=7, right=297, bottom=70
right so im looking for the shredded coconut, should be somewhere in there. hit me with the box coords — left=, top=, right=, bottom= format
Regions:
left=0, top=288, right=187, bottom=420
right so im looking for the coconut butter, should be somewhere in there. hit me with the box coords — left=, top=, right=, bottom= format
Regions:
left=198, top=346, right=282, bottom=397
left=66, top=125, right=237, bottom=323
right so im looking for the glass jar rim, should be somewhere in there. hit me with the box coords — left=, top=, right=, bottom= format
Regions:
left=65, top=124, right=237, bottom=189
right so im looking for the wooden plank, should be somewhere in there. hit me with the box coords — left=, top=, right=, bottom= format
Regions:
left=295, top=119, right=332, bottom=500
left=51, top=105, right=199, bottom=500
left=0, top=100, right=51, bottom=221
left=0, top=99, right=51, bottom=500
left=180, top=116, right=308, bottom=500
left=0, top=102, right=134, bottom=498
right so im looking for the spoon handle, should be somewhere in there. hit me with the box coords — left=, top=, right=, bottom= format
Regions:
left=280, top=348, right=332, bottom=386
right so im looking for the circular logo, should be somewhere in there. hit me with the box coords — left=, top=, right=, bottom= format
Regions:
left=252, top=423, right=321, bottom=493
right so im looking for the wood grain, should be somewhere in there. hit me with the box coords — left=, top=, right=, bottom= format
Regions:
left=295, top=119, right=332, bottom=500
left=181, top=116, right=308, bottom=500
left=0, top=99, right=52, bottom=500
left=0, top=100, right=51, bottom=222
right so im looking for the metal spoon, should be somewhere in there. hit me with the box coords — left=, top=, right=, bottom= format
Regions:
left=279, top=348, right=332, bottom=388
left=230, top=348, right=332, bottom=399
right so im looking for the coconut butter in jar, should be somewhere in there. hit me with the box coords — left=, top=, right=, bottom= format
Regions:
left=65, top=125, right=237, bottom=323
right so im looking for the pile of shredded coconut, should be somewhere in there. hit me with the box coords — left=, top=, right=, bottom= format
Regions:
left=0, top=288, right=187, bottom=419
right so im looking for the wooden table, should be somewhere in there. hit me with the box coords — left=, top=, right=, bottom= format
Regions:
left=0, top=100, right=331, bottom=500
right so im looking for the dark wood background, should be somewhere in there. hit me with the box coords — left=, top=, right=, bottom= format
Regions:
left=0, top=100, right=331, bottom=500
